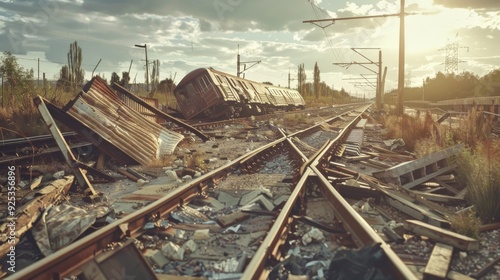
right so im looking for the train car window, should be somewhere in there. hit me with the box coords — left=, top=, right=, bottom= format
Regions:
left=228, top=78, right=238, bottom=88
left=198, top=75, right=211, bottom=92
left=215, top=75, right=223, bottom=84
left=250, top=83, right=258, bottom=92
left=186, top=84, right=195, bottom=95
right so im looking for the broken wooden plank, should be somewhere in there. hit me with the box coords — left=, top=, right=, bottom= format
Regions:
left=126, top=168, right=149, bottom=181
left=356, top=173, right=450, bottom=228
left=412, top=191, right=465, bottom=204
left=479, top=222, right=500, bottom=232
left=216, top=211, right=251, bottom=228
left=345, top=154, right=372, bottom=162
left=423, top=243, right=453, bottom=279
left=446, top=270, right=475, bottom=280
left=433, top=178, right=459, bottom=195
left=404, top=220, right=480, bottom=251
left=115, top=167, right=140, bottom=182
left=34, top=96, right=97, bottom=195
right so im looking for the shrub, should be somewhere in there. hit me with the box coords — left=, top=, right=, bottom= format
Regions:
left=447, top=208, right=481, bottom=239
left=382, top=111, right=435, bottom=151
left=456, top=141, right=500, bottom=224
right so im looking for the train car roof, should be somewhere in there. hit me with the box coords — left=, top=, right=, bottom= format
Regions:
left=177, top=67, right=300, bottom=94
left=176, top=68, right=208, bottom=88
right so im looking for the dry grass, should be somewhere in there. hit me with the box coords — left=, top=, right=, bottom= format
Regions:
left=0, top=87, right=77, bottom=139
left=456, top=141, right=500, bottom=224
left=383, top=107, right=499, bottom=224
left=147, top=154, right=176, bottom=168
left=447, top=208, right=481, bottom=239
left=382, top=110, right=435, bottom=151
left=185, top=152, right=206, bottom=170
left=281, top=113, right=314, bottom=127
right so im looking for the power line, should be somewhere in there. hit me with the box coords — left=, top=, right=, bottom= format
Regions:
left=438, top=36, right=469, bottom=73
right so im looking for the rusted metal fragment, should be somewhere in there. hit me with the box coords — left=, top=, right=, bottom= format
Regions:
left=31, top=204, right=97, bottom=256
left=80, top=239, right=157, bottom=280
left=112, top=82, right=209, bottom=142
left=59, top=76, right=184, bottom=166
left=0, top=176, right=74, bottom=259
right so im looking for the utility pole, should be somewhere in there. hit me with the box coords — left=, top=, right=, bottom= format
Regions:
left=288, top=68, right=297, bottom=89
left=303, top=0, right=408, bottom=115
left=1, top=71, right=4, bottom=107
left=333, top=48, right=383, bottom=108
left=237, top=44, right=261, bottom=78
left=37, top=58, right=40, bottom=87
left=135, top=44, right=149, bottom=92
left=396, top=0, right=405, bottom=116
left=92, top=58, right=102, bottom=77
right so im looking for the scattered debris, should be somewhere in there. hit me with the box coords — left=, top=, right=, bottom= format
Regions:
left=31, top=204, right=97, bottom=256
left=404, top=220, right=480, bottom=251
left=373, top=144, right=463, bottom=190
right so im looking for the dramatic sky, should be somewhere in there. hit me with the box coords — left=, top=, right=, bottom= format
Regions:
left=0, top=0, right=498, bottom=97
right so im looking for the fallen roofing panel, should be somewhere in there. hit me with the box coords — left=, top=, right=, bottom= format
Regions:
left=60, top=76, right=184, bottom=166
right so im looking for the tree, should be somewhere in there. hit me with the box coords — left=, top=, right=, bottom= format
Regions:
left=120, top=72, right=130, bottom=87
left=0, top=52, right=35, bottom=106
left=476, top=69, right=500, bottom=97
left=67, top=41, right=84, bottom=91
left=56, top=65, right=70, bottom=91
left=158, top=78, right=176, bottom=93
left=313, top=62, right=320, bottom=100
left=110, top=72, right=120, bottom=86
left=298, top=63, right=306, bottom=96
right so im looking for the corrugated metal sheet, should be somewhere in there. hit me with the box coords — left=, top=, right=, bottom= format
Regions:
left=119, top=95, right=159, bottom=123
left=64, top=76, right=184, bottom=166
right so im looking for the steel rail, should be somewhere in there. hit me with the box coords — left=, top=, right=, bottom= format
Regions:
left=244, top=104, right=416, bottom=280
left=243, top=106, right=367, bottom=279
left=9, top=105, right=370, bottom=280
left=9, top=121, right=302, bottom=279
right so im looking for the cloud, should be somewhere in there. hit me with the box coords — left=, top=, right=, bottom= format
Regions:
left=433, top=0, right=500, bottom=10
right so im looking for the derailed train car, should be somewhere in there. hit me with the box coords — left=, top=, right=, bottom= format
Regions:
left=174, top=67, right=305, bottom=120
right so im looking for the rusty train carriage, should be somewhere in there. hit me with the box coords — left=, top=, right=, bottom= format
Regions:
left=174, top=67, right=305, bottom=120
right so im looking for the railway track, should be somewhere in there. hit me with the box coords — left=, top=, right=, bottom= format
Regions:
left=7, top=104, right=418, bottom=279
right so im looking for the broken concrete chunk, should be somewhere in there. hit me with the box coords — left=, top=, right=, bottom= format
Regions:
left=165, top=170, right=179, bottom=181
left=53, top=171, right=65, bottom=179
left=144, top=249, right=170, bottom=268
left=194, top=229, right=210, bottom=240
left=182, top=239, right=197, bottom=254
left=217, top=191, right=240, bottom=208
left=161, top=241, right=184, bottom=261
left=302, top=228, right=325, bottom=245
left=244, top=195, right=275, bottom=211
left=137, top=178, right=149, bottom=187
left=273, top=194, right=290, bottom=206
